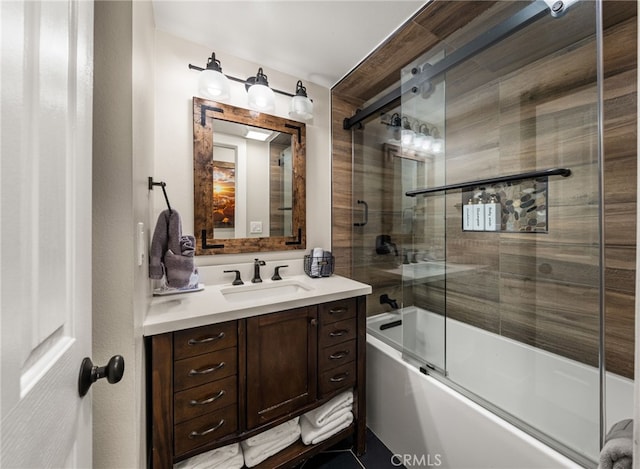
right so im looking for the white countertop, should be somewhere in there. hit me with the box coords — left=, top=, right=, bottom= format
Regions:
left=144, top=274, right=372, bottom=336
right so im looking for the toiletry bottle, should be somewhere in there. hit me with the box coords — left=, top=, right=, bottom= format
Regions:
left=463, top=197, right=474, bottom=231
left=473, top=192, right=485, bottom=231
left=484, top=194, right=501, bottom=231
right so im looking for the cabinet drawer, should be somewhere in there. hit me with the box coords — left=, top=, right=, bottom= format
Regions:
left=174, top=404, right=238, bottom=456
left=318, top=340, right=356, bottom=374
left=174, top=321, right=237, bottom=360
left=318, top=317, right=356, bottom=349
left=319, top=361, right=356, bottom=397
left=174, top=347, right=237, bottom=392
left=319, top=298, right=357, bottom=325
left=174, top=375, right=238, bottom=424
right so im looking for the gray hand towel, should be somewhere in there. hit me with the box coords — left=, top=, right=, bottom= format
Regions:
left=598, top=419, right=633, bottom=469
left=164, top=250, right=196, bottom=288
left=149, top=209, right=184, bottom=279
left=180, top=235, right=195, bottom=257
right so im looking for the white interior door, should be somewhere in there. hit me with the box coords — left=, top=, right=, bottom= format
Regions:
left=1, top=0, right=94, bottom=467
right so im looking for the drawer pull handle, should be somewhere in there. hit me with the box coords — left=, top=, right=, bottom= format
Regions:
left=330, top=372, right=349, bottom=382
left=329, top=307, right=347, bottom=314
left=329, top=329, right=349, bottom=337
left=188, top=332, right=225, bottom=345
left=189, top=389, right=226, bottom=406
left=189, top=362, right=225, bottom=376
left=188, top=419, right=225, bottom=439
left=329, top=350, right=349, bottom=360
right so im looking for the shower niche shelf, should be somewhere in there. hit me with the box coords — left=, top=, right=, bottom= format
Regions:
left=405, top=168, right=571, bottom=234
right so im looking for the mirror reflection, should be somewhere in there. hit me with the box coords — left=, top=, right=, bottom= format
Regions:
left=211, top=121, right=293, bottom=239
left=193, top=98, right=306, bottom=255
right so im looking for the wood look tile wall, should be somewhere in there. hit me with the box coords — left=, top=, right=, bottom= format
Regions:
left=331, top=1, right=636, bottom=378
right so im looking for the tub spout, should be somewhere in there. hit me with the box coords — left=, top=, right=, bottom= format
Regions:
left=380, top=294, right=399, bottom=310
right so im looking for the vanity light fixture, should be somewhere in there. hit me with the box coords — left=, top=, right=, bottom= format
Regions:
left=382, top=113, right=402, bottom=143
left=431, top=127, right=445, bottom=155
left=401, top=116, right=415, bottom=146
left=189, top=54, right=314, bottom=119
left=245, top=67, right=276, bottom=113
left=196, top=52, right=231, bottom=101
left=289, top=80, right=314, bottom=121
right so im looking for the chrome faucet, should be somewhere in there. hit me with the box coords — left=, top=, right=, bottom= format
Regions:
left=252, top=258, right=266, bottom=283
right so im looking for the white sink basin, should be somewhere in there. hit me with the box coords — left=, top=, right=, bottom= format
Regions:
left=220, top=279, right=313, bottom=303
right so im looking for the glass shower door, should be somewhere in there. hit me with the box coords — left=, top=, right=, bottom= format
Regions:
left=400, top=1, right=603, bottom=465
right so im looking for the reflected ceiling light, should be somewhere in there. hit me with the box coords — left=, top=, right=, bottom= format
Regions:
left=244, top=127, right=272, bottom=141
left=246, top=67, right=276, bottom=113
left=289, top=81, right=314, bottom=121
left=196, top=52, right=230, bottom=101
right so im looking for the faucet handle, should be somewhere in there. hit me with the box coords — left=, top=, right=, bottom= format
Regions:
left=271, top=265, right=289, bottom=281
left=223, top=270, right=244, bottom=285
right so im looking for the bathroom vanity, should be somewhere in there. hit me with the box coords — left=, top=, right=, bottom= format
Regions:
left=144, top=273, right=371, bottom=468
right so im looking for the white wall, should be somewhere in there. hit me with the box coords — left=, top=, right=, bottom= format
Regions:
left=152, top=29, right=332, bottom=265
left=92, top=1, right=138, bottom=467
left=132, top=0, right=156, bottom=466
left=93, top=0, right=155, bottom=468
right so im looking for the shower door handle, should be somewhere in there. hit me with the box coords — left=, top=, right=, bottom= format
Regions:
left=353, top=200, right=368, bottom=227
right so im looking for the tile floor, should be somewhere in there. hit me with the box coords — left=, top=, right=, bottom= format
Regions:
left=296, top=428, right=406, bottom=469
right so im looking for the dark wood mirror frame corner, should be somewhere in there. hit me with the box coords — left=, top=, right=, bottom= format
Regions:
left=193, top=97, right=307, bottom=255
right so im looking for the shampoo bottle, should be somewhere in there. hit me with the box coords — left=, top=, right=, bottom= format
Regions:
left=463, top=197, right=474, bottom=231
left=484, top=194, right=501, bottom=231
left=473, top=193, right=485, bottom=231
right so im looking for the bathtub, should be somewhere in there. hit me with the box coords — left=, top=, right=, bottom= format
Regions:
left=366, top=307, right=634, bottom=468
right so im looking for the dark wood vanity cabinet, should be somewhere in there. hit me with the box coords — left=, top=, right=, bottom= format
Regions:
left=246, top=306, right=318, bottom=429
left=148, top=295, right=366, bottom=468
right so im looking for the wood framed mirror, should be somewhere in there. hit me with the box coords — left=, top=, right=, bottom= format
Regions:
left=193, top=97, right=306, bottom=255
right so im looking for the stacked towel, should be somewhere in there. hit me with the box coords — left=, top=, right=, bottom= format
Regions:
left=149, top=209, right=199, bottom=288
left=241, top=417, right=301, bottom=468
left=310, top=247, right=323, bottom=277
left=598, top=419, right=633, bottom=469
left=173, top=442, right=243, bottom=469
left=300, top=390, right=354, bottom=445
left=321, top=250, right=333, bottom=276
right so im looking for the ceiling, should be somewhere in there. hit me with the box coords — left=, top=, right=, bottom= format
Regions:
left=152, top=1, right=427, bottom=89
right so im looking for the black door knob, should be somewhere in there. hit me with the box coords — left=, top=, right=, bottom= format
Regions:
left=78, top=355, right=125, bottom=397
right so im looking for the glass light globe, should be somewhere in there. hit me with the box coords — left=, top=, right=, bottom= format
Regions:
left=431, top=138, right=445, bottom=155
left=247, top=84, right=275, bottom=113
left=198, top=69, right=230, bottom=100
left=289, top=95, right=313, bottom=121
left=421, top=135, right=434, bottom=152
left=401, top=129, right=415, bottom=146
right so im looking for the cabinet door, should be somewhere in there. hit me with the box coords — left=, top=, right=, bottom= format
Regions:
left=246, top=306, right=318, bottom=429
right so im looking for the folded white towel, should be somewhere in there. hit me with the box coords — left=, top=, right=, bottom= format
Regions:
left=244, top=417, right=300, bottom=448
left=303, top=390, right=353, bottom=428
left=214, top=451, right=244, bottom=469
left=310, top=247, right=323, bottom=276
left=300, top=410, right=353, bottom=445
left=241, top=424, right=301, bottom=468
left=173, top=442, right=241, bottom=469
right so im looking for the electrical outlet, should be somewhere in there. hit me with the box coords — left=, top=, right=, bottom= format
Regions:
left=250, top=221, right=263, bottom=234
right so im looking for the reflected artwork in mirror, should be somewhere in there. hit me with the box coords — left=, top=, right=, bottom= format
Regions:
left=193, top=97, right=306, bottom=255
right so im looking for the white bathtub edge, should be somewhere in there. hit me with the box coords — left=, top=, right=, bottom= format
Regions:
left=366, top=333, right=585, bottom=468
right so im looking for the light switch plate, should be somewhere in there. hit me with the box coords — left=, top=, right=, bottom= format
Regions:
left=250, top=221, right=263, bottom=234
left=137, top=222, right=145, bottom=266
